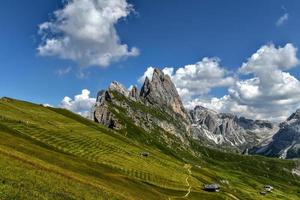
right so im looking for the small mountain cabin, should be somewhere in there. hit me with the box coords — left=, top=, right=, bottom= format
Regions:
left=264, top=185, right=273, bottom=192
left=140, top=152, right=150, bottom=157
left=204, top=184, right=220, bottom=192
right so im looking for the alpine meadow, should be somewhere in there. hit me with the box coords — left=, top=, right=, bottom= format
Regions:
left=1, top=0, right=300, bottom=200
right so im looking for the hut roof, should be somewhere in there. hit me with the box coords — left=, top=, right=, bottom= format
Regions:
left=204, top=184, right=220, bottom=189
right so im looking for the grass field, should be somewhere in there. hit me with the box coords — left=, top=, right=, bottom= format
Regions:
left=0, top=97, right=300, bottom=199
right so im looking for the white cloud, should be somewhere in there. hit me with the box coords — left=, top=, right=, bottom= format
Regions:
left=276, top=13, right=289, bottom=26
left=170, top=58, right=235, bottom=101
left=192, top=43, right=300, bottom=121
left=138, top=66, right=154, bottom=84
left=138, top=66, right=174, bottom=84
left=60, top=89, right=96, bottom=117
left=138, top=43, right=300, bottom=121
left=38, top=0, right=139, bottom=67
left=56, top=66, right=72, bottom=76
left=138, top=58, right=235, bottom=102
left=162, top=67, right=175, bottom=78
left=239, top=43, right=298, bottom=75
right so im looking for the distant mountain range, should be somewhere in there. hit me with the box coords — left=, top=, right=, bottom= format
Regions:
left=189, top=105, right=278, bottom=150
left=92, top=68, right=300, bottom=159
left=250, top=109, right=300, bottom=159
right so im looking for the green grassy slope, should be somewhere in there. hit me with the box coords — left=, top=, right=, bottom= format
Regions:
left=0, top=97, right=299, bottom=200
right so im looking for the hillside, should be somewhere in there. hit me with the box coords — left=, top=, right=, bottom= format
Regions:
left=1, top=97, right=300, bottom=199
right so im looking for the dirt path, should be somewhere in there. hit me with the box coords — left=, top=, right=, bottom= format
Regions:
left=226, top=193, right=240, bottom=200
left=182, top=164, right=192, bottom=198
left=168, top=164, right=192, bottom=200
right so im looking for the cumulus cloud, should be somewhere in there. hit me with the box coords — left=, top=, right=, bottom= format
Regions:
left=60, top=89, right=96, bottom=117
left=139, top=43, right=300, bottom=121
left=239, top=43, right=298, bottom=74
left=276, top=13, right=289, bottom=26
left=170, top=58, right=235, bottom=101
left=138, top=66, right=174, bottom=84
left=193, top=43, right=300, bottom=121
left=139, top=58, right=235, bottom=102
left=38, top=0, right=139, bottom=67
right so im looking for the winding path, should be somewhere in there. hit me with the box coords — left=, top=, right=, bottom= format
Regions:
left=226, top=193, right=240, bottom=200
left=168, top=164, right=192, bottom=200
left=182, top=165, right=192, bottom=198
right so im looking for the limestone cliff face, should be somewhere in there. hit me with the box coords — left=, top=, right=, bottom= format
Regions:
left=140, top=69, right=188, bottom=119
left=92, top=68, right=279, bottom=154
left=189, top=105, right=278, bottom=150
left=250, top=109, right=300, bottom=159
left=129, top=85, right=139, bottom=101
left=93, top=69, right=190, bottom=143
left=94, top=90, right=120, bottom=129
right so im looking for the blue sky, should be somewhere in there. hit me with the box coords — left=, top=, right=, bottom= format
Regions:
left=1, top=0, right=300, bottom=120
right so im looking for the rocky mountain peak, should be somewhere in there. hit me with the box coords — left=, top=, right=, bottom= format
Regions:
left=129, top=85, right=139, bottom=100
left=92, top=67, right=280, bottom=154
left=109, top=81, right=129, bottom=97
left=96, top=90, right=110, bottom=104
left=250, top=108, right=300, bottom=159
left=287, top=108, right=300, bottom=122
left=189, top=105, right=278, bottom=148
left=194, top=105, right=215, bottom=112
left=93, top=68, right=190, bottom=140
left=140, top=77, right=151, bottom=98
left=140, top=68, right=188, bottom=118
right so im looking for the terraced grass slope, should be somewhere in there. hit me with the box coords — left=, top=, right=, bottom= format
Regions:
left=0, top=97, right=300, bottom=200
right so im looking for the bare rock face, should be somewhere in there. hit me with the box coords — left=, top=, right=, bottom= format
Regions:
left=250, top=109, right=300, bottom=159
left=93, top=90, right=120, bottom=129
left=92, top=68, right=279, bottom=152
left=140, top=69, right=188, bottom=119
left=129, top=85, right=139, bottom=101
left=189, top=106, right=278, bottom=149
left=108, top=81, right=129, bottom=97
left=96, top=90, right=111, bottom=104
left=94, top=104, right=116, bottom=128
left=93, top=68, right=190, bottom=143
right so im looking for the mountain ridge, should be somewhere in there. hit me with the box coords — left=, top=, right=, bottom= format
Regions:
left=250, top=108, right=300, bottom=159
left=93, top=68, right=285, bottom=155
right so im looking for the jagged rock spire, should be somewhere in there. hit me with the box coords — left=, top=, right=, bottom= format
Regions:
left=140, top=68, right=187, bottom=119
left=287, top=108, right=300, bottom=121
left=108, top=81, right=129, bottom=96
left=93, top=68, right=189, bottom=132
left=129, top=85, right=139, bottom=100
